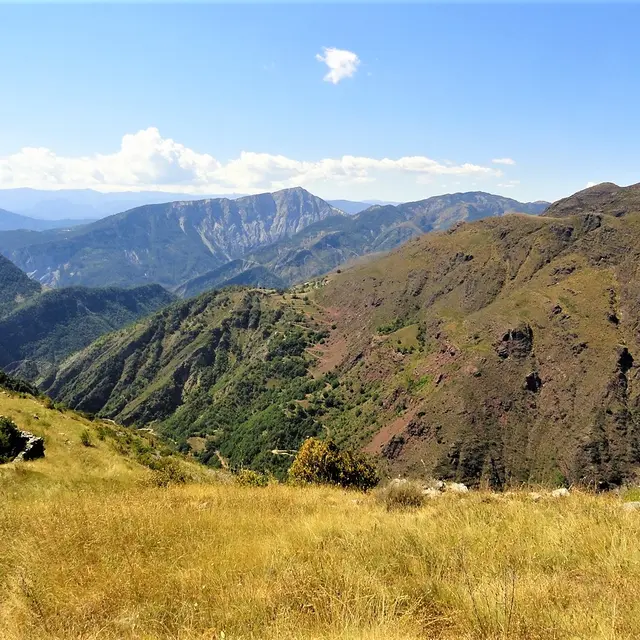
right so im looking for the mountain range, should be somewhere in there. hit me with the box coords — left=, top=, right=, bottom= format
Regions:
left=0, top=188, right=341, bottom=288
left=177, top=191, right=549, bottom=296
left=0, top=188, right=548, bottom=293
left=39, top=182, right=640, bottom=487
left=0, top=188, right=247, bottom=221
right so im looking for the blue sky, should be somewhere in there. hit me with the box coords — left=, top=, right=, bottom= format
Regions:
left=1, top=3, right=639, bottom=203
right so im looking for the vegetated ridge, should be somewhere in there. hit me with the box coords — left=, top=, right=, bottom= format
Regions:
left=0, top=284, right=175, bottom=382
left=43, top=289, right=332, bottom=476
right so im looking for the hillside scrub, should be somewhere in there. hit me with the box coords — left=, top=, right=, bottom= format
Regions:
left=288, top=437, right=379, bottom=490
left=0, top=416, right=24, bottom=462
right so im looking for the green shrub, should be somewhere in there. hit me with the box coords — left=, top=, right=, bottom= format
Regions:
left=236, top=469, right=269, bottom=487
left=0, top=371, right=39, bottom=396
left=0, top=417, right=23, bottom=463
left=288, top=437, right=378, bottom=491
left=80, top=429, right=93, bottom=447
left=377, top=317, right=406, bottom=335
left=148, top=458, right=190, bottom=487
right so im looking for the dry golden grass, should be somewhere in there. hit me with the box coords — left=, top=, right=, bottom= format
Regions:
left=3, top=484, right=640, bottom=639
left=1, top=393, right=640, bottom=639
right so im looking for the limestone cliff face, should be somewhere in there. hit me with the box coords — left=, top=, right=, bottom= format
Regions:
left=7, top=188, right=342, bottom=289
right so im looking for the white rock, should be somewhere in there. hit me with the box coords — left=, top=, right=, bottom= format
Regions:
left=529, top=492, right=543, bottom=502
left=551, top=488, right=570, bottom=498
left=446, top=482, right=469, bottom=494
left=621, top=501, right=640, bottom=511
left=421, top=488, right=441, bottom=499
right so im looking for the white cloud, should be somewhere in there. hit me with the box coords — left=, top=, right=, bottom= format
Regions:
left=0, top=127, right=504, bottom=195
left=315, top=47, right=360, bottom=84
left=492, top=158, right=516, bottom=166
left=586, top=181, right=597, bottom=188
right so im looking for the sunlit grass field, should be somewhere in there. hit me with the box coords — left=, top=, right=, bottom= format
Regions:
left=1, top=392, right=640, bottom=639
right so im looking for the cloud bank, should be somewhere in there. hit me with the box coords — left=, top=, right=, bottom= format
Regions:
left=0, top=128, right=505, bottom=195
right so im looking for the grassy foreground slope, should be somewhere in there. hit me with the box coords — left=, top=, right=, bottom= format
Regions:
left=2, top=463, right=640, bottom=635
left=0, top=387, right=210, bottom=494
left=2, top=385, right=640, bottom=639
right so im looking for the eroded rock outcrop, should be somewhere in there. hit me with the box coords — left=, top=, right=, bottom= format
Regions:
left=0, top=416, right=44, bottom=463
left=496, top=325, right=534, bottom=359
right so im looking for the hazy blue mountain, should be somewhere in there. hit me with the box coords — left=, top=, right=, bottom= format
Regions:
left=1, top=188, right=343, bottom=288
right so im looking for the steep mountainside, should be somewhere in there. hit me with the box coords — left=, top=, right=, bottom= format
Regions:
left=0, top=253, right=41, bottom=316
left=0, top=285, right=174, bottom=382
left=0, top=208, right=94, bottom=231
left=2, top=188, right=342, bottom=289
left=44, top=183, right=640, bottom=487
left=179, top=192, right=549, bottom=296
left=43, top=290, right=330, bottom=476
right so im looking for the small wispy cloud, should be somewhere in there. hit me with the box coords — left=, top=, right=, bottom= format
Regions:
left=497, top=180, right=521, bottom=189
left=492, top=158, right=516, bottom=166
left=315, top=47, right=360, bottom=84
left=586, top=181, right=597, bottom=188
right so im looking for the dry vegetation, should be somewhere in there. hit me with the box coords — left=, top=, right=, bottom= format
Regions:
left=3, top=483, right=640, bottom=640
left=1, top=391, right=640, bottom=639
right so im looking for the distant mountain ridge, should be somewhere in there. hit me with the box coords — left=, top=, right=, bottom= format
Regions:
left=0, top=187, right=246, bottom=221
left=0, top=188, right=548, bottom=296
left=178, top=191, right=549, bottom=296
left=0, top=187, right=396, bottom=222
left=1, top=188, right=343, bottom=289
